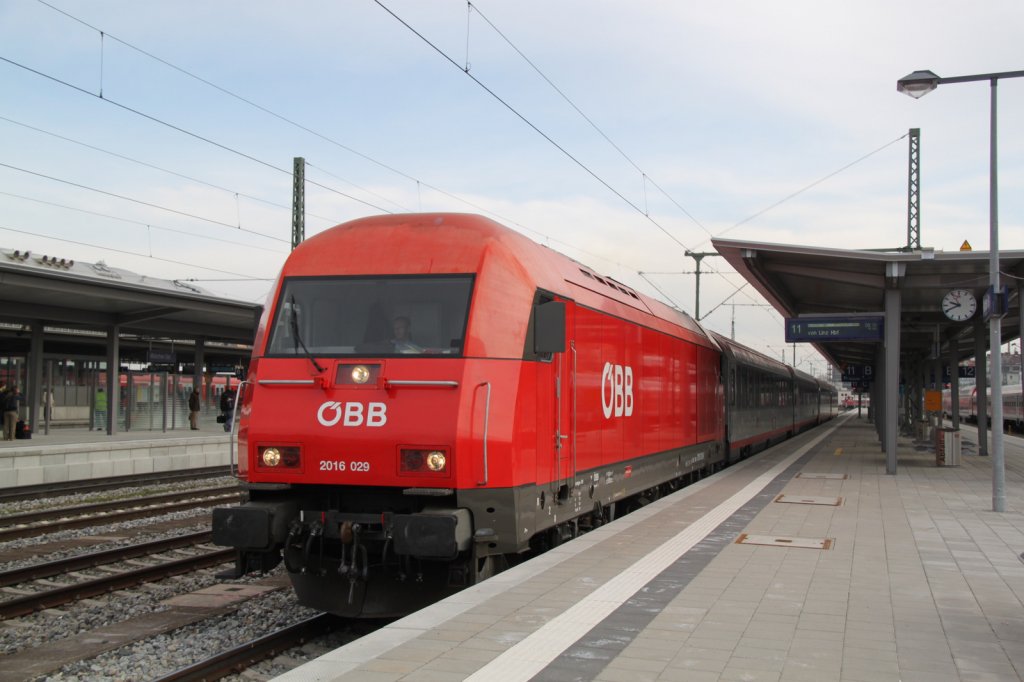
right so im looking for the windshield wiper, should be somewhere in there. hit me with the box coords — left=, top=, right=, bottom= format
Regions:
left=289, top=295, right=325, bottom=373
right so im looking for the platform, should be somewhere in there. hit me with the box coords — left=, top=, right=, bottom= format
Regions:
left=276, top=414, right=1024, bottom=682
left=0, top=419, right=231, bottom=488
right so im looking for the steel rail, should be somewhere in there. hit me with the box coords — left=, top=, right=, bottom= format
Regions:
left=0, top=491, right=241, bottom=542
left=0, top=530, right=213, bottom=587
left=0, top=547, right=235, bottom=619
left=151, top=613, right=345, bottom=682
left=0, top=486, right=241, bottom=525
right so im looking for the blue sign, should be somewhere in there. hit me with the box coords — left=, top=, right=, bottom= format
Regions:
left=982, top=285, right=1009, bottom=322
left=786, top=316, right=884, bottom=343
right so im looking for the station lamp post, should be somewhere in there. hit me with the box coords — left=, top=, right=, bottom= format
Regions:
left=897, top=68, right=1024, bottom=512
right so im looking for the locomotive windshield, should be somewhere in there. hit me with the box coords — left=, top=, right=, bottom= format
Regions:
left=266, top=275, right=474, bottom=357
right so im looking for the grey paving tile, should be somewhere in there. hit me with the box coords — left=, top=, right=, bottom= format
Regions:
left=419, top=656, right=488, bottom=675
left=333, top=671, right=402, bottom=682
left=360, top=658, right=422, bottom=674
left=720, top=666, right=782, bottom=681
left=896, top=671, right=962, bottom=682
left=734, top=638, right=791, bottom=654
left=400, top=670, right=474, bottom=682
left=839, top=670, right=894, bottom=682
left=655, top=668, right=721, bottom=682
left=840, top=654, right=901, bottom=675
left=593, top=667, right=660, bottom=682
left=959, top=671, right=1024, bottom=682
left=604, top=655, right=670, bottom=674
left=726, top=654, right=785, bottom=673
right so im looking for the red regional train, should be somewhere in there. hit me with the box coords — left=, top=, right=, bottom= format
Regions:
left=213, top=213, right=837, bottom=617
left=943, top=385, right=1024, bottom=431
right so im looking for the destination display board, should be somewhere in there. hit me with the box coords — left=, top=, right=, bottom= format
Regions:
left=147, top=349, right=176, bottom=364
left=785, top=316, right=884, bottom=343
left=941, top=365, right=977, bottom=381
left=841, top=364, right=874, bottom=383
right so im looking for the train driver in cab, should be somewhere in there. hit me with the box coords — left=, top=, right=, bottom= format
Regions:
left=391, top=316, right=422, bottom=353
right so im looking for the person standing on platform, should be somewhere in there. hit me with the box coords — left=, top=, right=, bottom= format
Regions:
left=219, top=387, right=237, bottom=432
left=3, top=386, right=22, bottom=440
left=94, top=387, right=107, bottom=429
left=188, top=387, right=201, bottom=430
left=41, top=388, right=54, bottom=423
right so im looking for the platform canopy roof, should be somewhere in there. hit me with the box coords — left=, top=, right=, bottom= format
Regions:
left=711, top=239, right=1024, bottom=372
left=0, top=247, right=262, bottom=352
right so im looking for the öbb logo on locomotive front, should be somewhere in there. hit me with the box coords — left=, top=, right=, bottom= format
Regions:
left=316, top=401, right=388, bottom=427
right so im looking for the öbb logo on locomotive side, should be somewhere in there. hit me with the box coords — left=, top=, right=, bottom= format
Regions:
left=601, top=363, right=634, bottom=419
left=317, top=401, right=388, bottom=427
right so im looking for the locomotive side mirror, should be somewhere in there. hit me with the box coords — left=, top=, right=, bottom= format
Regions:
left=534, top=301, right=566, bottom=354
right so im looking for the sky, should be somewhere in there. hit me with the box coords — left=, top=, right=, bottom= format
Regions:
left=2, top=0, right=1022, bottom=377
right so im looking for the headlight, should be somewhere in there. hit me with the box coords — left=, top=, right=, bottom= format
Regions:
left=257, top=446, right=300, bottom=469
left=399, top=448, right=449, bottom=475
left=336, top=363, right=380, bottom=385
left=261, top=447, right=282, bottom=467
left=425, top=451, right=446, bottom=472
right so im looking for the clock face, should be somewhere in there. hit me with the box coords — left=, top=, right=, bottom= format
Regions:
left=942, top=289, right=976, bottom=322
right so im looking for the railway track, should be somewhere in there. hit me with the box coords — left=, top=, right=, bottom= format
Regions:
left=152, top=613, right=347, bottom=682
left=0, top=529, right=213, bottom=587
left=0, top=539, right=234, bottom=619
left=0, top=486, right=241, bottom=542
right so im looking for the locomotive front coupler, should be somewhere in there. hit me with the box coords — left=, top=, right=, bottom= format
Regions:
left=301, top=520, right=325, bottom=575
left=322, top=510, right=392, bottom=544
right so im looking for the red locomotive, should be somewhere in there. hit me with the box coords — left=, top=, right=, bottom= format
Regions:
left=213, top=213, right=835, bottom=617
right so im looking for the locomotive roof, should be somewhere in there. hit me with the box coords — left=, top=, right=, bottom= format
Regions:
left=277, top=213, right=715, bottom=357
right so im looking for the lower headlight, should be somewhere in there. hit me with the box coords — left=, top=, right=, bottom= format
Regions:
left=261, top=447, right=282, bottom=467
left=257, top=445, right=300, bottom=469
left=399, top=448, right=450, bottom=475
left=426, top=451, right=447, bottom=472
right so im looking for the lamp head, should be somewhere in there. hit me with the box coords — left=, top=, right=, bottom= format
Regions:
left=897, top=70, right=941, bottom=99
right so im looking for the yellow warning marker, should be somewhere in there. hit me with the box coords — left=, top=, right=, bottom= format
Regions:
left=960, top=240, right=972, bottom=251
left=834, top=447, right=844, bottom=456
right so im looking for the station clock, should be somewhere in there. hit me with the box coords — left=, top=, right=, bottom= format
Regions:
left=941, top=288, right=976, bottom=322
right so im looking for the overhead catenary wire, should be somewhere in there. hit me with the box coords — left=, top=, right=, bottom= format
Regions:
left=34, top=0, right=421, bottom=186
left=28, top=0, right=732, bottom=282
left=374, top=0, right=693, bottom=255
left=466, top=2, right=710, bottom=237
left=0, top=115, right=339, bottom=226
left=0, top=223, right=265, bottom=280
left=374, top=1, right=881, bottom=329
left=1, top=55, right=634, bottom=277
left=0, top=190, right=289, bottom=255
left=0, top=161, right=290, bottom=242
left=22, top=1, right=899, bottom=350
left=305, top=163, right=414, bottom=214
left=457, top=3, right=911, bottom=327
left=706, top=132, right=912, bottom=246
left=21, top=3, right=636, bottom=273
left=0, top=55, right=394, bottom=216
